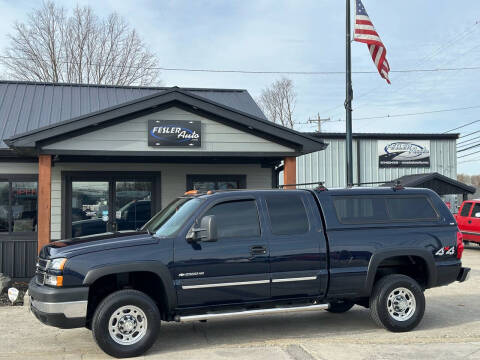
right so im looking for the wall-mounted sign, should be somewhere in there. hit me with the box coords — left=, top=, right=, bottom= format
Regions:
left=378, top=140, right=430, bottom=168
left=148, top=120, right=201, bottom=147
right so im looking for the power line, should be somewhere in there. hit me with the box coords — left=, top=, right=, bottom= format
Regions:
left=457, top=142, right=480, bottom=152
left=460, top=129, right=480, bottom=139
left=444, top=119, right=480, bottom=133
left=323, top=21, right=480, bottom=121
left=342, top=105, right=480, bottom=122
left=457, top=134, right=480, bottom=146
left=459, top=157, right=480, bottom=164
left=458, top=148, right=480, bottom=158
left=1, top=55, right=480, bottom=76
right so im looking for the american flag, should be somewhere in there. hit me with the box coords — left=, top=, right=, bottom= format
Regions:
left=354, top=0, right=391, bottom=84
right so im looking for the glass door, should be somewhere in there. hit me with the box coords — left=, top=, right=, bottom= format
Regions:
left=114, top=181, right=152, bottom=232
left=71, top=181, right=109, bottom=237
left=66, top=173, right=159, bottom=238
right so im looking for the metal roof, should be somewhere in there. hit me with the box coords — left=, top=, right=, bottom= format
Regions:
left=4, top=87, right=327, bottom=156
left=307, top=132, right=459, bottom=140
left=0, top=81, right=266, bottom=149
left=382, top=172, right=476, bottom=195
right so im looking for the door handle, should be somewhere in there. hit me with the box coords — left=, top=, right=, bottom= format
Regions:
left=250, top=245, right=267, bottom=255
left=468, top=220, right=472, bottom=224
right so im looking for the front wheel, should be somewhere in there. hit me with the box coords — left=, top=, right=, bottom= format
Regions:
left=92, top=289, right=160, bottom=358
left=369, top=274, right=425, bottom=332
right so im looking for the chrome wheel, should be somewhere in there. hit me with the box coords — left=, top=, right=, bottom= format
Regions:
left=108, top=305, right=148, bottom=345
left=387, top=287, right=416, bottom=321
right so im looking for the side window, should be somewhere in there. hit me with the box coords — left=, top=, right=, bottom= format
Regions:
left=471, top=203, right=480, bottom=218
left=385, top=197, right=438, bottom=221
left=334, top=196, right=388, bottom=224
left=202, top=200, right=260, bottom=239
left=460, top=203, right=473, bottom=217
left=265, top=193, right=309, bottom=235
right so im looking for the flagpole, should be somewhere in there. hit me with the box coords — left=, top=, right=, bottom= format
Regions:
left=345, top=0, right=354, bottom=186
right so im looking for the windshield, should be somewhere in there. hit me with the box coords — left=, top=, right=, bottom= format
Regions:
left=142, top=197, right=202, bottom=237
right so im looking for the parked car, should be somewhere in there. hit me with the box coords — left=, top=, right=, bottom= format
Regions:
left=454, top=199, right=480, bottom=244
left=29, top=187, right=470, bottom=358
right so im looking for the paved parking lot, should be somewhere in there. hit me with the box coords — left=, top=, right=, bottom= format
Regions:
left=1, top=247, right=480, bottom=360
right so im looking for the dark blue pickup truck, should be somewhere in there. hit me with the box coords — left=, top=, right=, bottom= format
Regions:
left=29, top=187, right=470, bottom=358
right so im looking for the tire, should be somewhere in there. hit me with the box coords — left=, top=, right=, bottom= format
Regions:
left=92, top=289, right=160, bottom=358
left=327, top=300, right=355, bottom=313
left=369, top=274, right=425, bottom=332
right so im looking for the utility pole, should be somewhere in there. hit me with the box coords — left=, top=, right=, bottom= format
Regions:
left=308, top=113, right=330, bottom=132
left=345, top=0, right=354, bottom=187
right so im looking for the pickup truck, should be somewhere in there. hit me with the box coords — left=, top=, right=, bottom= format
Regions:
left=29, top=187, right=470, bottom=358
left=454, top=199, right=480, bottom=245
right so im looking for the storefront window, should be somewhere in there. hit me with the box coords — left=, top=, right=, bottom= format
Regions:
left=12, top=182, right=38, bottom=232
left=0, top=182, right=9, bottom=233
left=0, top=178, right=38, bottom=234
left=187, top=175, right=246, bottom=192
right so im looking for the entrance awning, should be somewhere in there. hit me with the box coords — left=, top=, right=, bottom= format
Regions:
left=382, top=172, right=476, bottom=197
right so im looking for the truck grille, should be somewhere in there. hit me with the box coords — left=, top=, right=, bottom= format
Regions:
left=35, top=257, right=50, bottom=285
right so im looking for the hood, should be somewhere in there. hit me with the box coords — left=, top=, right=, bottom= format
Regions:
left=39, top=231, right=158, bottom=258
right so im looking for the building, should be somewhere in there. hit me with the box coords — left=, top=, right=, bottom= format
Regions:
left=297, top=132, right=474, bottom=207
left=0, top=81, right=326, bottom=279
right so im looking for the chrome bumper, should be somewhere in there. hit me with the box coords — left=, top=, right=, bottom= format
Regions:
left=31, top=299, right=88, bottom=319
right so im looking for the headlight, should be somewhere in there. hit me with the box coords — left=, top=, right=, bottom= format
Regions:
left=45, top=274, right=63, bottom=287
left=48, top=258, right=67, bottom=271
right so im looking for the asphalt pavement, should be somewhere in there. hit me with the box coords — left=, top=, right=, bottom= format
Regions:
left=1, top=246, right=479, bottom=360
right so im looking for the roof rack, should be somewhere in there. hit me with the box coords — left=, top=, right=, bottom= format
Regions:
left=279, top=181, right=327, bottom=191
left=352, top=180, right=405, bottom=191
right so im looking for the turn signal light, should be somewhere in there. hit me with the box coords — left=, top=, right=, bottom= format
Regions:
left=45, top=274, right=63, bottom=287
left=457, top=231, right=464, bottom=260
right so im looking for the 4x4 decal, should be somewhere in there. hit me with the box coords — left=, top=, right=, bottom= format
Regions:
left=435, top=246, right=455, bottom=256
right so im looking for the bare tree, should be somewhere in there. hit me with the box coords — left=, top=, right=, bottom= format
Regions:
left=1, top=1, right=160, bottom=86
left=258, top=77, right=297, bottom=129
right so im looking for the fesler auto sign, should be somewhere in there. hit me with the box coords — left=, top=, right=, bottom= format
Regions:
left=378, top=140, right=430, bottom=168
left=148, top=120, right=201, bottom=147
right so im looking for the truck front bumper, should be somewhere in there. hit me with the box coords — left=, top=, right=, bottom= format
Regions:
left=457, top=267, right=471, bottom=282
left=28, top=278, right=89, bottom=329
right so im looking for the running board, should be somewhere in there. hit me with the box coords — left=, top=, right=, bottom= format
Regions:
left=175, top=303, right=329, bottom=322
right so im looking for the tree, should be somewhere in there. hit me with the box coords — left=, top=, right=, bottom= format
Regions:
left=258, top=77, right=297, bottom=129
left=1, top=1, right=160, bottom=86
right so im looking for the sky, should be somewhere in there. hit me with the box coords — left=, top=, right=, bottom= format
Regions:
left=0, top=0, right=479, bottom=174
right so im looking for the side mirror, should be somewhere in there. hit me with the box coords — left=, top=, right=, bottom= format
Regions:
left=475, top=212, right=480, bottom=218
left=187, top=215, right=218, bottom=242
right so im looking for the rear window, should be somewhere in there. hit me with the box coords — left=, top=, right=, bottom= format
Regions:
left=265, top=193, right=309, bottom=235
left=333, top=195, right=439, bottom=224
left=334, top=197, right=388, bottom=224
left=385, top=197, right=438, bottom=220
left=461, top=202, right=473, bottom=217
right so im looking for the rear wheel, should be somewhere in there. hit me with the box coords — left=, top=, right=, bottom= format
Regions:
left=92, top=289, right=160, bottom=358
left=369, top=274, right=425, bottom=332
left=327, top=300, right=355, bottom=313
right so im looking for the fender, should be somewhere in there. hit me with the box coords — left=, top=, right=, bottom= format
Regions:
left=83, top=261, right=177, bottom=312
left=363, top=248, right=437, bottom=296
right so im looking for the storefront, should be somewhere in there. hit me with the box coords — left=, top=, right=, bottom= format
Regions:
left=0, top=81, right=327, bottom=279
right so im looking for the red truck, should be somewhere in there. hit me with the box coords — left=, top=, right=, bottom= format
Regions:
left=455, top=200, right=480, bottom=244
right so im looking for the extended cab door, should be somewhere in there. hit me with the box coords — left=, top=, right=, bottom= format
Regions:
left=461, top=202, right=480, bottom=242
left=263, top=191, right=328, bottom=299
left=174, top=196, right=269, bottom=307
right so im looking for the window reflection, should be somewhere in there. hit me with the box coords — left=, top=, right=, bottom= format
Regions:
left=12, top=182, right=37, bottom=232
left=115, top=181, right=152, bottom=231
left=71, top=182, right=109, bottom=237
left=0, top=182, right=8, bottom=232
